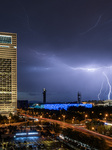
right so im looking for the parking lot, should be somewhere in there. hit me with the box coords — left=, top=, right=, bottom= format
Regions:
left=2, top=135, right=71, bottom=150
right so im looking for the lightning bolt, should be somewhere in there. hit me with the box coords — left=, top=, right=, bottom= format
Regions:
left=15, top=0, right=33, bottom=32
left=103, top=72, right=111, bottom=100
left=81, top=15, right=102, bottom=35
left=98, top=81, right=104, bottom=100
left=70, top=65, right=112, bottom=100
left=70, top=67, right=101, bottom=72
left=70, top=66, right=112, bottom=72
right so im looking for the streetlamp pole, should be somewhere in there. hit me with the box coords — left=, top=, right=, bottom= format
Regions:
left=85, top=114, right=88, bottom=123
left=72, top=117, right=75, bottom=124
left=9, top=117, right=11, bottom=124
left=62, top=115, right=65, bottom=122
left=105, top=114, right=108, bottom=122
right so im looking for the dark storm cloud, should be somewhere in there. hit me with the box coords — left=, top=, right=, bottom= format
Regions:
left=1, top=0, right=112, bottom=101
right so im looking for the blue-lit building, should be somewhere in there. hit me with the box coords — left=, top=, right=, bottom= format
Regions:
left=30, top=103, right=92, bottom=110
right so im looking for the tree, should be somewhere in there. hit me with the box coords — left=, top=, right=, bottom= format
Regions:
left=53, top=123, right=61, bottom=135
left=109, top=126, right=112, bottom=136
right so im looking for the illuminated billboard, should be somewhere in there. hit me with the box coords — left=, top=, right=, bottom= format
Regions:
left=0, top=35, right=12, bottom=44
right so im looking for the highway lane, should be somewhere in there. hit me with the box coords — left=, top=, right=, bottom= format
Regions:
left=0, top=121, right=27, bottom=127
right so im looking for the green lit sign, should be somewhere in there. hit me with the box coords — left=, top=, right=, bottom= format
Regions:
left=0, top=35, right=12, bottom=44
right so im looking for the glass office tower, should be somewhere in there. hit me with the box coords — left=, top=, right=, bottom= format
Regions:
left=0, top=32, right=17, bottom=115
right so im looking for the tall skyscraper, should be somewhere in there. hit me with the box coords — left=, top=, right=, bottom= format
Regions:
left=0, top=32, right=17, bottom=115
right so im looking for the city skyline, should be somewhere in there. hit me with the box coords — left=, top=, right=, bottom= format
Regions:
left=1, top=0, right=112, bottom=102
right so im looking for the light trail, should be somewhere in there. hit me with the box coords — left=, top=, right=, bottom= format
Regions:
left=103, top=72, right=111, bottom=100
left=98, top=80, right=104, bottom=100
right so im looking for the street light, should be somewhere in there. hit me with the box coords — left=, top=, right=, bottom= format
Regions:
left=8, top=117, right=11, bottom=124
left=85, top=114, right=88, bottom=123
left=92, top=127, right=95, bottom=130
left=62, top=115, right=65, bottom=122
left=72, top=117, right=75, bottom=124
left=85, top=114, right=87, bottom=118
left=40, top=115, right=42, bottom=118
left=105, top=114, right=108, bottom=122
left=72, top=118, right=74, bottom=124
left=105, top=114, right=108, bottom=117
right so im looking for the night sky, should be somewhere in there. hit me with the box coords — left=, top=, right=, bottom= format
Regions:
left=1, top=0, right=112, bottom=102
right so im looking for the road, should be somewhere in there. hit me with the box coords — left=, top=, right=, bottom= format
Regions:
left=0, top=121, right=27, bottom=127
left=24, top=114, right=112, bottom=147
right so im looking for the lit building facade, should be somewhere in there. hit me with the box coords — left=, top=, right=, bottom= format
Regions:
left=31, top=103, right=92, bottom=110
left=0, top=32, right=17, bottom=115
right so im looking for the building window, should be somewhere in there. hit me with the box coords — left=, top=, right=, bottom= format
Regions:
left=0, top=35, right=12, bottom=44
left=0, top=58, right=12, bottom=103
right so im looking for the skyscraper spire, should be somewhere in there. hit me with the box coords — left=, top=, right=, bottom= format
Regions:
left=77, top=92, right=81, bottom=104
